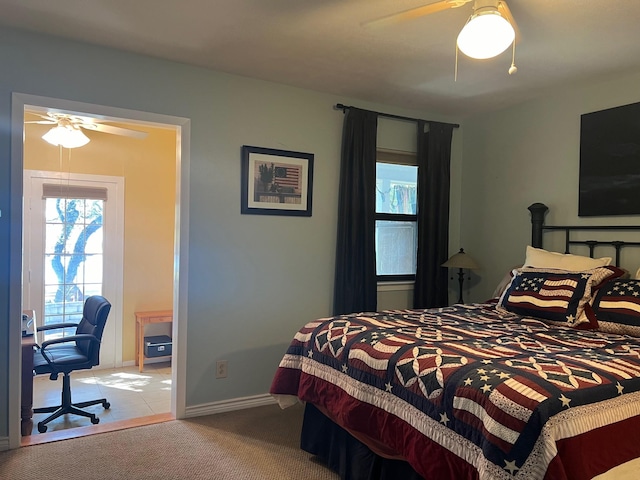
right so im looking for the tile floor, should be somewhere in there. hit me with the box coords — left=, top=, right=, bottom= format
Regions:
left=31, top=361, right=172, bottom=435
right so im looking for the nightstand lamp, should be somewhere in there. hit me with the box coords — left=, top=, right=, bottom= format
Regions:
left=442, top=248, right=480, bottom=304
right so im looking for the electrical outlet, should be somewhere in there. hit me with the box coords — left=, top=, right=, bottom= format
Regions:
left=216, top=360, right=228, bottom=379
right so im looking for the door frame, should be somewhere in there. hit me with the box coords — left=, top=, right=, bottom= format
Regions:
left=23, top=170, right=125, bottom=368
left=8, top=93, right=191, bottom=448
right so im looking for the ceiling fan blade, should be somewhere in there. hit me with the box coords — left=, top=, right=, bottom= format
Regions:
left=26, top=112, right=59, bottom=123
left=362, top=0, right=473, bottom=28
left=498, top=1, right=520, bottom=41
left=24, top=120, right=57, bottom=124
left=82, top=123, right=148, bottom=139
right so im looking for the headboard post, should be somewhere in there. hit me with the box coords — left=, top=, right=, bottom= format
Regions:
left=528, top=203, right=549, bottom=248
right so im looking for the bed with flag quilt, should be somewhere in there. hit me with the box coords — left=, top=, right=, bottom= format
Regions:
left=270, top=301, right=640, bottom=480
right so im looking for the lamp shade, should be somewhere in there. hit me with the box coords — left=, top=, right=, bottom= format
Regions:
left=457, top=9, right=515, bottom=59
left=442, top=248, right=480, bottom=270
left=42, top=125, right=90, bottom=149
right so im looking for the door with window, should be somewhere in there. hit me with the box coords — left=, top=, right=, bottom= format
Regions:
left=23, top=171, right=124, bottom=368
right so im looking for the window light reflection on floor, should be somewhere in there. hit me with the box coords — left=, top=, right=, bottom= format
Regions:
left=78, top=372, right=158, bottom=392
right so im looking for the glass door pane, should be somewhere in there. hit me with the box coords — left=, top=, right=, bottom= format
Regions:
left=43, top=197, right=104, bottom=340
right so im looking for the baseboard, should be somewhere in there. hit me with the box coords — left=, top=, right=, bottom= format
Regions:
left=0, top=436, right=9, bottom=452
left=121, top=357, right=171, bottom=368
left=184, top=393, right=276, bottom=418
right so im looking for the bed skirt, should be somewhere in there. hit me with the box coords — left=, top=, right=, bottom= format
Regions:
left=301, top=403, right=424, bottom=480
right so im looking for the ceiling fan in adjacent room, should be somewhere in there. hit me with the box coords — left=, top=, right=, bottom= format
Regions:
left=365, top=0, right=520, bottom=73
left=26, top=112, right=148, bottom=149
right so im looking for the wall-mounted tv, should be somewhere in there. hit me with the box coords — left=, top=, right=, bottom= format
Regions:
left=579, top=101, right=640, bottom=216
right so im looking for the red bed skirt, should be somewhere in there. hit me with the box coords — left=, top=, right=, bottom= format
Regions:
left=299, top=400, right=640, bottom=480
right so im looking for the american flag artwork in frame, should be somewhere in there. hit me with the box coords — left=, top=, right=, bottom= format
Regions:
left=241, top=145, right=314, bottom=217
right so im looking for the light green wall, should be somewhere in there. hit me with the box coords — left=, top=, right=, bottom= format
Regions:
left=460, top=71, right=640, bottom=303
left=378, top=286, right=414, bottom=310
left=0, top=26, right=462, bottom=441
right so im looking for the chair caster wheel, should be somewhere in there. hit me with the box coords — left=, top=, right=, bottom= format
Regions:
left=37, top=423, right=47, bottom=433
left=91, top=416, right=100, bottom=425
left=103, top=401, right=110, bottom=409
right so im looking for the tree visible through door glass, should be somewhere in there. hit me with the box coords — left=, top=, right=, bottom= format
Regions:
left=43, top=197, right=104, bottom=340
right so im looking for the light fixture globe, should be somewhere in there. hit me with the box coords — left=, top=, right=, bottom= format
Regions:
left=457, top=10, right=515, bottom=60
left=42, top=124, right=90, bottom=149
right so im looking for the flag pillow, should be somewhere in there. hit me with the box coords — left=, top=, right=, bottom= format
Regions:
left=590, top=279, right=640, bottom=337
left=497, top=266, right=624, bottom=328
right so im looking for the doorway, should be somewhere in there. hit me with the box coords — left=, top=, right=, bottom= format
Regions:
left=8, top=93, right=190, bottom=449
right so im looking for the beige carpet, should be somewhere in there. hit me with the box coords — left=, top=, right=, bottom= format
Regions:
left=0, top=403, right=340, bottom=480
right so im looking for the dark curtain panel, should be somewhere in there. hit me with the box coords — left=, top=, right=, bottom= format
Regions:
left=333, top=108, right=378, bottom=315
left=413, top=120, right=454, bottom=309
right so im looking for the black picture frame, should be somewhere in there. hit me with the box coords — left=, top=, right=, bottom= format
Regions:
left=241, top=145, right=314, bottom=216
left=579, top=101, right=640, bottom=216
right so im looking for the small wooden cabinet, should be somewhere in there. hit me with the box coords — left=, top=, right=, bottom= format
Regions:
left=135, top=310, right=172, bottom=372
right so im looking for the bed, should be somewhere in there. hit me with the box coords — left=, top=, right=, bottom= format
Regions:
left=270, top=203, right=640, bottom=480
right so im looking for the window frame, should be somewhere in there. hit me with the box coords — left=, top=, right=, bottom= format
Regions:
left=375, top=149, right=418, bottom=282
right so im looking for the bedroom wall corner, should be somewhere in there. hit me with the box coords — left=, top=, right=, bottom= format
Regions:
left=458, top=69, right=640, bottom=304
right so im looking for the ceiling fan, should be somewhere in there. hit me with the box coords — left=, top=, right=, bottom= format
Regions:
left=365, top=0, right=519, bottom=71
left=26, top=112, right=148, bottom=148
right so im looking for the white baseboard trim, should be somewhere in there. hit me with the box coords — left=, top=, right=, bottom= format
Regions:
left=0, top=436, right=9, bottom=452
left=184, top=393, right=276, bottom=418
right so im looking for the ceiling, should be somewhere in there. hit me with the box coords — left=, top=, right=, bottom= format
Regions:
left=2, top=0, right=640, bottom=118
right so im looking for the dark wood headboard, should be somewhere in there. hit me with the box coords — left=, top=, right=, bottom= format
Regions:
left=529, top=202, right=640, bottom=267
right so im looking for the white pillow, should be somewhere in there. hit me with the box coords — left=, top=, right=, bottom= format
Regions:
left=635, top=267, right=640, bottom=280
left=524, top=245, right=611, bottom=272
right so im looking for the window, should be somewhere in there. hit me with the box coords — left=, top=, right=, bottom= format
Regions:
left=42, top=187, right=106, bottom=341
left=375, top=150, right=418, bottom=280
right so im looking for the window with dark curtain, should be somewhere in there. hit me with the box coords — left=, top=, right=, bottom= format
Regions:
left=334, top=107, right=455, bottom=314
left=333, top=108, right=378, bottom=315
left=413, top=121, right=454, bottom=309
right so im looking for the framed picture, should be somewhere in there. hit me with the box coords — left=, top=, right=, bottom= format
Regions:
left=579, top=101, right=640, bottom=216
left=241, top=145, right=314, bottom=216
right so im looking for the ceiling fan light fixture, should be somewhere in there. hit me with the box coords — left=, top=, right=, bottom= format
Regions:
left=456, top=8, right=515, bottom=59
left=42, top=125, right=90, bottom=149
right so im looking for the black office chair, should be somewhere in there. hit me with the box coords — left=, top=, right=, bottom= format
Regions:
left=33, top=295, right=112, bottom=433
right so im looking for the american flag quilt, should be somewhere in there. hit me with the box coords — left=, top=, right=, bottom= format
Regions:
left=270, top=303, right=640, bottom=479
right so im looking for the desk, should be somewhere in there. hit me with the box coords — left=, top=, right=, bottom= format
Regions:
left=135, top=310, right=172, bottom=372
left=21, top=335, right=35, bottom=436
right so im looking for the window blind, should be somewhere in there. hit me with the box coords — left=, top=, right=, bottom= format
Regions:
left=377, top=148, right=417, bottom=166
left=42, top=184, right=108, bottom=201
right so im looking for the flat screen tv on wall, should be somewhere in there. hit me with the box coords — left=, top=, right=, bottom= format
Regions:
left=579, top=101, right=640, bottom=217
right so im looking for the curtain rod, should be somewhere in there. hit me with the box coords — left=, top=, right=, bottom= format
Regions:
left=335, top=103, right=460, bottom=129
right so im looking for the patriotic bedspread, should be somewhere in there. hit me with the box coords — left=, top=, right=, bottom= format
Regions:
left=270, top=303, right=640, bottom=479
